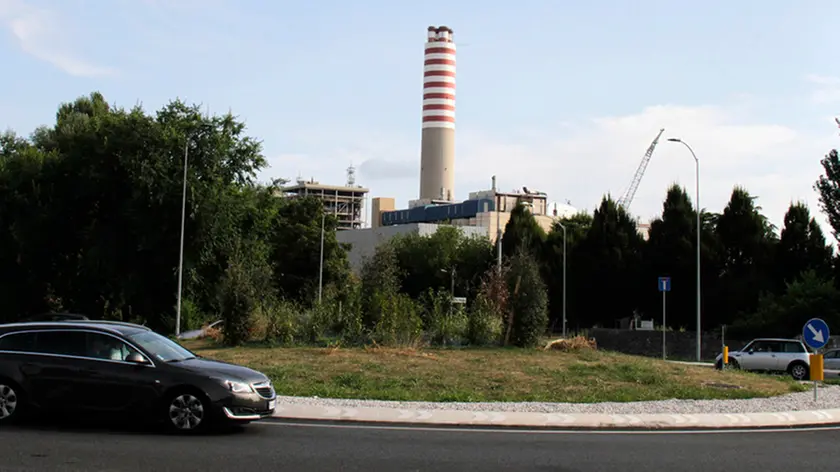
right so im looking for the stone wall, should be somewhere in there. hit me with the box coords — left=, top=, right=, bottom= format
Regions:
left=588, top=328, right=750, bottom=361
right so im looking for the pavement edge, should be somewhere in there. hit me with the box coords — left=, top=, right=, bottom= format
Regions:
left=270, top=404, right=840, bottom=430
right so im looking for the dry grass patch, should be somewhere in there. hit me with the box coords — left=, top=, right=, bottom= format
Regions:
left=184, top=340, right=806, bottom=403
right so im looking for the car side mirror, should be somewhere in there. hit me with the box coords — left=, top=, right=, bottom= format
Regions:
left=126, top=352, right=150, bottom=365
left=747, top=349, right=754, bottom=354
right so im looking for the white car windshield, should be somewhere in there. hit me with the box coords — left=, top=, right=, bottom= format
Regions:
left=128, top=331, right=196, bottom=362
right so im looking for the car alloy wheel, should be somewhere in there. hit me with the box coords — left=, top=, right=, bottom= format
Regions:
left=790, top=364, right=808, bottom=381
left=0, top=384, right=18, bottom=421
left=168, top=393, right=205, bottom=431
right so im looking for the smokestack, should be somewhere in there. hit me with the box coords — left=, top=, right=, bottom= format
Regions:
left=419, top=25, right=456, bottom=202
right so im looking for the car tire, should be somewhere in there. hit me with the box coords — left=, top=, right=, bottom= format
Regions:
left=788, top=362, right=809, bottom=381
left=0, top=379, right=24, bottom=425
left=163, top=389, right=211, bottom=433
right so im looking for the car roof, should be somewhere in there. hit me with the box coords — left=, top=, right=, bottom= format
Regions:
left=0, top=320, right=151, bottom=337
left=750, top=338, right=802, bottom=342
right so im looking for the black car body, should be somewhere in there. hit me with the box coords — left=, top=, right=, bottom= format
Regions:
left=0, top=321, right=276, bottom=431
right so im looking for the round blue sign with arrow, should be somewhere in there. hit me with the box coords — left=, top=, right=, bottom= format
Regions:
left=803, top=318, right=830, bottom=350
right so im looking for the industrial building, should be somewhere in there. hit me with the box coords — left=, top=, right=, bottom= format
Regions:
left=281, top=25, right=653, bottom=270
left=329, top=26, right=583, bottom=272
left=279, top=166, right=369, bottom=231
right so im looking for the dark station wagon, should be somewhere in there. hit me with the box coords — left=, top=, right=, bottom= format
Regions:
left=0, top=320, right=276, bottom=431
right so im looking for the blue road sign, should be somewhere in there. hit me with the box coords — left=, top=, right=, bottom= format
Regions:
left=658, top=277, right=671, bottom=292
left=803, top=318, right=830, bottom=350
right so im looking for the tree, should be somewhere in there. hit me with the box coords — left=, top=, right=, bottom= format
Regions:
left=269, top=197, right=350, bottom=304
left=815, top=149, right=840, bottom=243
left=543, top=212, right=592, bottom=331
left=713, top=186, right=777, bottom=327
left=573, top=197, right=645, bottom=328
left=774, top=202, right=832, bottom=289
left=643, top=184, right=697, bottom=329
left=391, top=226, right=493, bottom=304
left=733, top=271, right=840, bottom=338
left=0, top=92, right=306, bottom=334
left=502, top=203, right=546, bottom=259
left=506, top=251, right=548, bottom=347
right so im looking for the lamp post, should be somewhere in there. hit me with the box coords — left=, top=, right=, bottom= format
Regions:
left=175, top=139, right=189, bottom=337
left=318, top=211, right=325, bottom=304
left=555, top=221, right=567, bottom=338
left=667, top=137, right=702, bottom=362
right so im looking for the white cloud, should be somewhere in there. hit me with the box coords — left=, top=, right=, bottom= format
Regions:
left=0, top=0, right=115, bottom=77
left=260, top=103, right=837, bottom=241
left=806, top=74, right=840, bottom=104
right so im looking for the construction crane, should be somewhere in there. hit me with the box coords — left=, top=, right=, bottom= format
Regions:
left=617, top=128, right=665, bottom=210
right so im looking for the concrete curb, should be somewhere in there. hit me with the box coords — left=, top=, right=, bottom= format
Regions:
left=271, top=404, right=840, bottom=430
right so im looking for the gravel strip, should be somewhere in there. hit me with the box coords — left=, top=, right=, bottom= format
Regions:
left=277, top=384, right=840, bottom=415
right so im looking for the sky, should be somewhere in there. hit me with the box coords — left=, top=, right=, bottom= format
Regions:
left=1, top=0, right=840, bottom=240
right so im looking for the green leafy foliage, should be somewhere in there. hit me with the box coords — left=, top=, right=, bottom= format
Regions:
left=5, top=91, right=840, bottom=348
left=506, top=251, right=549, bottom=347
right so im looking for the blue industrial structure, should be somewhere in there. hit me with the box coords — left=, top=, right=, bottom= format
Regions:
left=380, top=198, right=496, bottom=226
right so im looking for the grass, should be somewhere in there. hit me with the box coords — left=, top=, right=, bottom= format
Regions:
left=184, top=340, right=807, bottom=403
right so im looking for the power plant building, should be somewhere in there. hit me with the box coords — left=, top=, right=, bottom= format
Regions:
left=331, top=25, right=576, bottom=272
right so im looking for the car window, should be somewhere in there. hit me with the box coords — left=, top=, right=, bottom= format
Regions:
left=825, top=351, right=839, bottom=359
left=0, top=332, right=38, bottom=352
left=749, top=341, right=767, bottom=352
left=35, top=331, right=87, bottom=357
left=84, top=332, right=137, bottom=361
left=127, top=331, right=195, bottom=362
left=782, top=342, right=806, bottom=353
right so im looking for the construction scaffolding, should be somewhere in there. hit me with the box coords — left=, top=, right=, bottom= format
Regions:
left=280, top=175, right=369, bottom=231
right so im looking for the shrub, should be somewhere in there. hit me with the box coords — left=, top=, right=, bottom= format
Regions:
left=217, top=239, right=275, bottom=346
left=466, top=291, right=504, bottom=346
left=506, top=251, right=549, bottom=348
left=372, top=292, right=424, bottom=347
left=422, top=288, right=468, bottom=346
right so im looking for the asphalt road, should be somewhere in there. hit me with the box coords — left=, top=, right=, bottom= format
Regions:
left=1, top=418, right=838, bottom=471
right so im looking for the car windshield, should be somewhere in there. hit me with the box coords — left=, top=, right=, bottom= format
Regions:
left=128, top=331, right=196, bottom=362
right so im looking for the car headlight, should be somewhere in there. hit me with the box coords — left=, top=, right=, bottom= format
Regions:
left=221, top=380, right=253, bottom=394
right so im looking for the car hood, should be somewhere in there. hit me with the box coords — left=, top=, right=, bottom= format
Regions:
left=170, top=357, right=269, bottom=383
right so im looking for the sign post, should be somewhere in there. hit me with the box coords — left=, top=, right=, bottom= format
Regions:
left=802, top=317, right=830, bottom=402
left=658, top=277, right=671, bottom=360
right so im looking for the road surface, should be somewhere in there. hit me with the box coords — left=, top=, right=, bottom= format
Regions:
left=1, top=419, right=836, bottom=471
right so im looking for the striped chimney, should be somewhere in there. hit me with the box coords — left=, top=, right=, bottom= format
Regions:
left=419, top=26, right=456, bottom=202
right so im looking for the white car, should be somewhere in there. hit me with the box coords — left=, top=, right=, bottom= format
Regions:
left=714, top=338, right=810, bottom=380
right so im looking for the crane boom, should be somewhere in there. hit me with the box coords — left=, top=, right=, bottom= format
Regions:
left=617, top=128, right=665, bottom=210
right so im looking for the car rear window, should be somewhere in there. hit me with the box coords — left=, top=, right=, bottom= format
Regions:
left=783, top=342, right=806, bottom=353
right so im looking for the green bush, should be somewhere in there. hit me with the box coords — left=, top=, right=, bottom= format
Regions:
left=422, top=288, right=467, bottom=346
left=372, top=292, right=424, bottom=347
left=259, top=299, right=299, bottom=345
left=466, top=292, right=504, bottom=346
left=506, top=251, right=549, bottom=348
left=217, top=239, right=275, bottom=346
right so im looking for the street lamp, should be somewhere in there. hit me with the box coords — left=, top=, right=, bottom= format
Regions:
left=175, top=139, right=189, bottom=337
left=667, top=137, right=702, bottom=362
left=318, top=211, right=326, bottom=304
left=555, top=221, right=567, bottom=338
